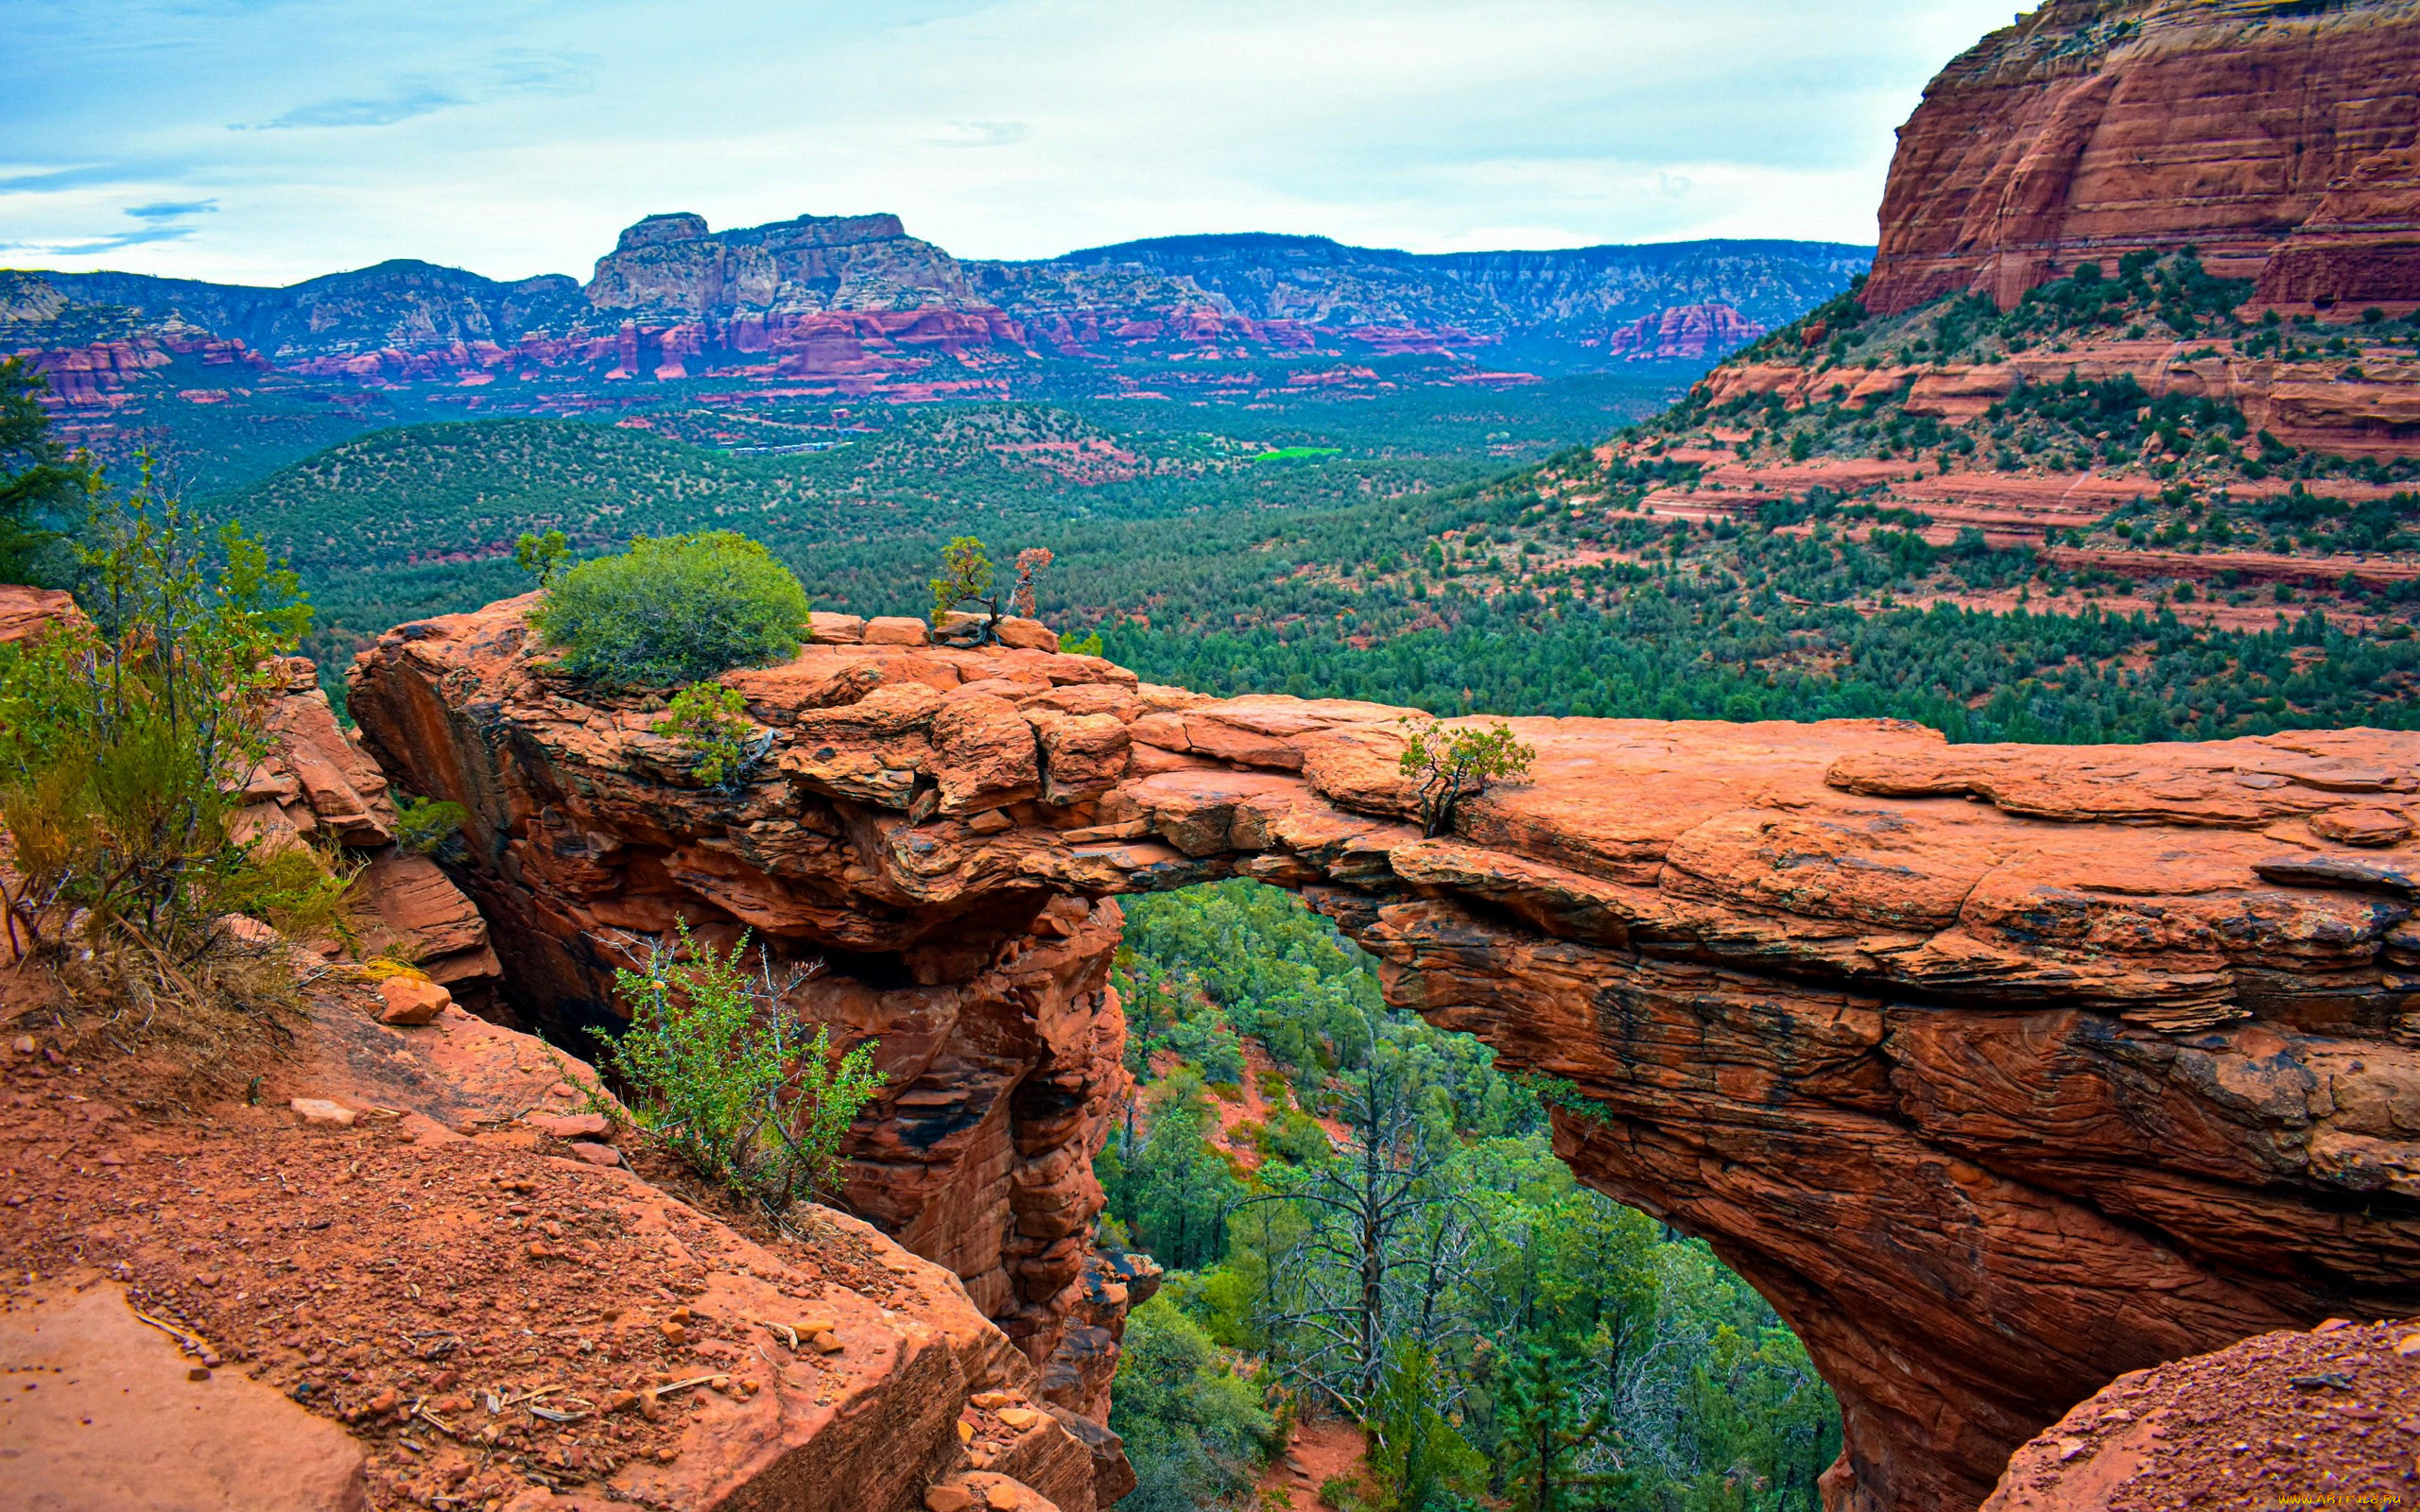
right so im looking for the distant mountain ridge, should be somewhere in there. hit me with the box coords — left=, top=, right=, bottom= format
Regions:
left=9, top=212, right=1869, bottom=372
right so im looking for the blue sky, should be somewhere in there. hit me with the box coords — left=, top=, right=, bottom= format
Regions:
left=1, top=0, right=2029, bottom=286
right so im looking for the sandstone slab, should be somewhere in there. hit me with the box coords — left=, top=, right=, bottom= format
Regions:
left=0, top=1280, right=367, bottom=1512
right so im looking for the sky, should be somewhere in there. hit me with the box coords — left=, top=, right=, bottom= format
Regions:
left=0, top=0, right=2031, bottom=287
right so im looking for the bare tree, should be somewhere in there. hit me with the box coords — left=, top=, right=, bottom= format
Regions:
left=1241, top=1008, right=1480, bottom=1417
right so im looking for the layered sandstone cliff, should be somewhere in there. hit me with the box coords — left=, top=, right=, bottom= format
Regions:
left=1867, top=0, right=2420, bottom=316
left=352, top=598, right=2420, bottom=1512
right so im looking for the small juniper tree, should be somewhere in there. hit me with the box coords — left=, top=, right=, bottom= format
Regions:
left=512, top=528, right=570, bottom=588
left=930, top=535, right=1000, bottom=641
left=1396, top=717, right=1536, bottom=837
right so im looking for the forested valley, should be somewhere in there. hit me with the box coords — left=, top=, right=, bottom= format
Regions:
left=1098, top=883, right=1838, bottom=1512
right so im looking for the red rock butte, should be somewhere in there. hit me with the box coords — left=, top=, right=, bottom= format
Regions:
left=350, top=598, right=2420, bottom=1512
left=1866, top=0, right=2420, bottom=317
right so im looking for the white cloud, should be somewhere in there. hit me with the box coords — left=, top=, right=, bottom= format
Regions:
left=0, top=0, right=2030, bottom=284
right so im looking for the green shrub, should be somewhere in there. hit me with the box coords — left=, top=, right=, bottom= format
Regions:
left=596, top=920, right=884, bottom=1218
left=392, top=794, right=467, bottom=855
left=656, top=681, right=755, bottom=787
left=511, top=528, right=569, bottom=587
left=1109, top=1295, right=1279, bottom=1512
left=530, top=530, right=809, bottom=689
left=0, top=475, right=353, bottom=956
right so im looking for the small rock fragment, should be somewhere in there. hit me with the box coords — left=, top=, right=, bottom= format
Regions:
left=289, top=1098, right=356, bottom=1127
left=566, top=1142, right=620, bottom=1166
left=187, top=1366, right=211, bottom=1383
left=529, top=1112, right=609, bottom=1140
left=925, top=1487, right=973, bottom=1512
left=660, top=1321, right=687, bottom=1347
left=376, top=976, right=452, bottom=1026
left=986, top=1484, right=1018, bottom=1510
left=809, top=1331, right=843, bottom=1354
left=2394, top=1333, right=2420, bottom=1358
left=995, top=1406, right=1040, bottom=1432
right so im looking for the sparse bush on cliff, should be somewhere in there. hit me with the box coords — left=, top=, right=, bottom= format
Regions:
left=929, top=534, right=998, bottom=637
left=655, top=681, right=761, bottom=789
left=930, top=535, right=1061, bottom=645
left=596, top=920, right=884, bottom=1218
left=392, top=794, right=468, bottom=856
left=511, top=527, right=569, bottom=588
left=530, top=530, right=809, bottom=689
left=0, top=472, right=357, bottom=1074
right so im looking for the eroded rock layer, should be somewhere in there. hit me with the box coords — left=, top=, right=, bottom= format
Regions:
left=1867, top=0, right=2420, bottom=316
left=351, top=599, right=2420, bottom=1512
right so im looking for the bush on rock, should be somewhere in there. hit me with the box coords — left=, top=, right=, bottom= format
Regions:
left=530, top=530, right=809, bottom=689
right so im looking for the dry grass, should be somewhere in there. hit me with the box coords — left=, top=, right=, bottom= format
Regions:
left=2, top=926, right=315, bottom=1108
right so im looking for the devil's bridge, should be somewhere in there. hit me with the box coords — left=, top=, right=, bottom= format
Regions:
left=353, top=601, right=2420, bottom=1512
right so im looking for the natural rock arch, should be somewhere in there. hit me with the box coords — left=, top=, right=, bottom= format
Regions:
left=352, top=600, right=2420, bottom=1512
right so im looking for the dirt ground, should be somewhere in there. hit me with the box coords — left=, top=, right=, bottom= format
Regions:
left=1255, top=1416, right=1369, bottom=1510
left=0, top=962, right=948, bottom=1512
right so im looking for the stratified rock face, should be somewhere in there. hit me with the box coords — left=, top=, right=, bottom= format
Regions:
left=1600, top=301, right=1764, bottom=361
left=584, top=211, right=980, bottom=318
left=1867, top=0, right=2420, bottom=316
left=352, top=597, right=2420, bottom=1512
left=346, top=602, right=1143, bottom=1424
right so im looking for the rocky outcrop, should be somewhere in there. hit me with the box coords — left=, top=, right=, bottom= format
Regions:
left=586, top=213, right=980, bottom=318
left=352, top=597, right=2420, bottom=1512
left=1981, top=1317, right=2420, bottom=1508
left=1599, top=301, right=1763, bottom=361
left=1696, top=335, right=2420, bottom=457
left=347, top=601, right=1145, bottom=1431
left=1867, top=0, right=2420, bottom=316
left=0, top=937, right=1109, bottom=1511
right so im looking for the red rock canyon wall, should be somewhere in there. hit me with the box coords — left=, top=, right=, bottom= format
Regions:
left=1867, top=0, right=2420, bottom=317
